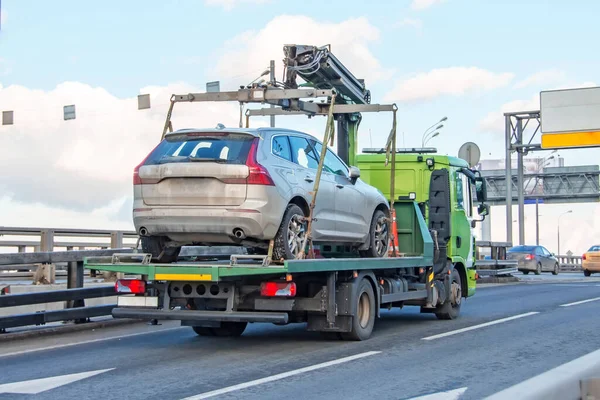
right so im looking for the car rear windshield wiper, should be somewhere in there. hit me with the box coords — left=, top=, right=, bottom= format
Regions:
left=188, top=157, right=228, bottom=163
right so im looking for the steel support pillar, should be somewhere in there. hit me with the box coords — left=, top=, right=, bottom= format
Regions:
left=505, top=115, right=513, bottom=243
left=269, top=60, right=275, bottom=128
left=517, top=119, right=525, bottom=245
left=337, top=115, right=349, bottom=165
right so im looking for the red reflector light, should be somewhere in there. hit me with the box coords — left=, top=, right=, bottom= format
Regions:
left=115, top=279, right=146, bottom=294
left=260, top=282, right=296, bottom=297
left=246, top=138, right=275, bottom=186
left=525, top=254, right=534, bottom=261
left=583, top=254, right=587, bottom=260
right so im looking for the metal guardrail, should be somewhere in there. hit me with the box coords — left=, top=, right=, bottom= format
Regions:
left=0, top=248, right=131, bottom=332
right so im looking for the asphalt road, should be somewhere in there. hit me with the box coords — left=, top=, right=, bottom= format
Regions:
left=2, top=279, right=600, bottom=400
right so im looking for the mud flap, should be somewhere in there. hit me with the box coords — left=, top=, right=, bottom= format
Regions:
left=429, top=169, right=451, bottom=275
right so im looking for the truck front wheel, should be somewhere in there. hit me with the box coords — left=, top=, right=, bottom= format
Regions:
left=435, top=268, right=462, bottom=320
left=342, top=278, right=376, bottom=341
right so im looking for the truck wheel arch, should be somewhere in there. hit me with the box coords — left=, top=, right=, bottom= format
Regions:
left=452, top=261, right=468, bottom=299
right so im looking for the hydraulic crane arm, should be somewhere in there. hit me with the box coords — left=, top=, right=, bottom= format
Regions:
left=282, top=44, right=372, bottom=165
left=283, top=44, right=371, bottom=106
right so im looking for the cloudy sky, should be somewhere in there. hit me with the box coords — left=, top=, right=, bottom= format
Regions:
left=0, top=0, right=599, bottom=254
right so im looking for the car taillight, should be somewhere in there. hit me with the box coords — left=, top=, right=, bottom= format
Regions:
left=260, top=282, right=296, bottom=297
left=133, top=142, right=161, bottom=185
left=246, top=138, right=275, bottom=186
left=583, top=254, right=587, bottom=260
left=115, top=279, right=146, bottom=294
left=525, top=254, right=534, bottom=261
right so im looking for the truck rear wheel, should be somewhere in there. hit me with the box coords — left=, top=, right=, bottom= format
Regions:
left=342, top=278, right=376, bottom=341
left=141, top=236, right=180, bottom=263
left=435, top=268, right=462, bottom=320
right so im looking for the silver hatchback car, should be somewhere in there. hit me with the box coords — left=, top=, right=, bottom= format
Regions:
left=133, top=126, right=390, bottom=261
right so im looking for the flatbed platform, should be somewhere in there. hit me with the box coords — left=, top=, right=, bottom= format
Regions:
left=84, top=254, right=433, bottom=282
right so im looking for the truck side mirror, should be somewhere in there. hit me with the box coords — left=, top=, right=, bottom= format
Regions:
left=349, top=166, right=360, bottom=183
left=475, top=177, right=487, bottom=203
left=477, top=203, right=489, bottom=217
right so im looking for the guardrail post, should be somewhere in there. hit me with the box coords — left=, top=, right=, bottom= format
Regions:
left=102, top=232, right=125, bottom=281
left=34, top=229, right=56, bottom=285
left=67, top=261, right=86, bottom=315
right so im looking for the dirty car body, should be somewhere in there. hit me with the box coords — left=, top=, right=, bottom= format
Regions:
left=133, top=127, right=390, bottom=260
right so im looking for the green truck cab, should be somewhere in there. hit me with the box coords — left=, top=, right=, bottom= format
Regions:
left=356, top=150, right=489, bottom=298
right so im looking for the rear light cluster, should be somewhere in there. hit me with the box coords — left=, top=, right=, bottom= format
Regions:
left=583, top=254, right=587, bottom=260
left=115, top=279, right=146, bottom=294
left=222, top=137, right=275, bottom=186
left=260, top=282, right=296, bottom=297
left=525, top=254, right=534, bottom=261
left=245, top=138, right=275, bottom=186
left=133, top=142, right=161, bottom=185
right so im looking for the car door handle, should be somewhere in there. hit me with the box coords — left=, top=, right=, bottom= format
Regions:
left=336, top=184, right=344, bottom=189
left=305, top=176, right=314, bottom=183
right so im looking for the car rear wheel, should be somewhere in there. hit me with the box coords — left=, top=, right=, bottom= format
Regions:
left=359, top=210, right=389, bottom=258
left=141, top=236, right=181, bottom=263
left=585, top=270, right=592, bottom=277
left=522, top=270, right=530, bottom=275
left=273, top=204, right=307, bottom=261
left=535, top=262, right=542, bottom=275
left=553, top=263, right=559, bottom=275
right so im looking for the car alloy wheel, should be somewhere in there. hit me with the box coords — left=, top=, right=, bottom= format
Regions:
left=287, top=214, right=306, bottom=258
left=373, top=214, right=389, bottom=257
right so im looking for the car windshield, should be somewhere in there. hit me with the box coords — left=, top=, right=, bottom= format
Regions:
left=508, top=245, right=536, bottom=252
left=588, top=245, right=600, bottom=252
left=144, top=134, right=254, bottom=166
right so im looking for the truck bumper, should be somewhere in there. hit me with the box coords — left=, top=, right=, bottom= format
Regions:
left=112, top=307, right=289, bottom=324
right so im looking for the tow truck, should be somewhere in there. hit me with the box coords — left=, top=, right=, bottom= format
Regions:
left=84, top=44, right=490, bottom=340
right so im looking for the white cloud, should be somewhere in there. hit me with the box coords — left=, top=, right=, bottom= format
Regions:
left=411, top=0, right=445, bottom=10
left=212, top=15, right=392, bottom=88
left=384, top=67, right=514, bottom=103
left=0, top=81, right=243, bottom=217
left=478, top=80, right=598, bottom=133
left=0, top=195, right=134, bottom=231
left=397, top=18, right=423, bottom=31
left=513, top=69, right=567, bottom=89
left=204, top=0, right=271, bottom=11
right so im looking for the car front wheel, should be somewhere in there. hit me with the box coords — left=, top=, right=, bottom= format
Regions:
left=360, top=209, right=389, bottom=258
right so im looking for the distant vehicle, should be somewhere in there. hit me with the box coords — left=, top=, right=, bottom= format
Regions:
left=582, top=245, right=600, bottom=276
left=132, top=127, right=390, bottom=262
left=507, top=245, right=559, bottom=275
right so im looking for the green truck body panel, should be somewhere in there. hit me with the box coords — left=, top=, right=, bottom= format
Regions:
left=356, top=152, right=478, bottom=298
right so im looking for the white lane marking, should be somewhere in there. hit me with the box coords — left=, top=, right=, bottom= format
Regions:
left=0, top=368, right=114, bottom=394
left=484, top=347, right=600, bottom=399
left=179, top=351, right=381, bottom=400
left=560, top=296, right=600, bottom=307
left=422, top=312, right=539, bottom=341
left=0, top=326, right=184, bottom=359
left=406, top=387, right=468, bottom=400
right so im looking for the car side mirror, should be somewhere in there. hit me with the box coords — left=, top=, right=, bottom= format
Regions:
left=349, top=166, right=360, bottom=183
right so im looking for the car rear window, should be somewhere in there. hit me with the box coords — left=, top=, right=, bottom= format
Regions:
left=508, top=245, right=536, bottom=252
left=144, top=133, right=254, bottom=166
left=588, top=245, right=600, bottom=252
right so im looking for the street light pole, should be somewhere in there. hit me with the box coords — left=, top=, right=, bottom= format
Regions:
left=535, top=198, right=539, bottom=245
left=557, top=210, right=573, bottom=256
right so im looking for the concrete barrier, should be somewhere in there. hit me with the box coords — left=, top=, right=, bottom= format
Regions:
left=485, top=347, right=600, bottom=400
